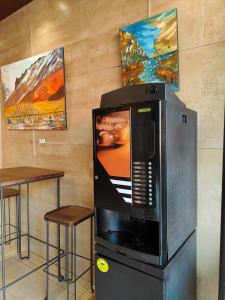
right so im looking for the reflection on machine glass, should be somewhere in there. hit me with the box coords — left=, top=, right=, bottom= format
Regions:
left=96, top=110, right=130, bottom=178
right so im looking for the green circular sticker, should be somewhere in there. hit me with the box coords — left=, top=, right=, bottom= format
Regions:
left=97, top=258, right=109, bottom=273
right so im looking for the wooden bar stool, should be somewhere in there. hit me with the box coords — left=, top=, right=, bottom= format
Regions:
left=1, top=188, right=19, bottom=247
left=44, top=205, right=94, bottom=300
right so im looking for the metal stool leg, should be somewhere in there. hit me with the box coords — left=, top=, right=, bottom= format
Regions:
left=4, top=198, right=7, bottom=245
left=57, top=224, right=63, bottom=281
left=57, top=178, right=63, bottom=281
left=70, top=229, right=73, bottom=281
left=73, top=226, right=77, bottom=300
left=5, top=197, right=11, bottom=246
left=16, top=194, right=19, bottom=253
left=65, top=225, right=70, bottom=300
left=8, top=198, right=11, bottom=245
left=44, top=221, right=49, bottom=300
left=90, top=217, right=94, bottom=293
left=4, top=197, right=11, bottom=246
left=1, top=189, right=6, bottom=300
left=26, top=183, right=30, bottom=259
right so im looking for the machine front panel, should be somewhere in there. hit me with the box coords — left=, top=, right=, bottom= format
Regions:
left=93, top=102, right=160, bottom=214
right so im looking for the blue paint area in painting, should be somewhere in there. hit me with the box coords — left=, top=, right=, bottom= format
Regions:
left=122, top=22, right=160, bottom=57
left=139, top=51, right=179, bottom=91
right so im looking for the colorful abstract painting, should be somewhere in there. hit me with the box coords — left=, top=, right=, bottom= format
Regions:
left=120, top=9, right=179, bottom=91
left=1, top=47, right=67, bottom=130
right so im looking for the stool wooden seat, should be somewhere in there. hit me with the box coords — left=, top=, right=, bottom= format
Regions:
left=44, top=205, right=94, bottom=226
left=3, top=188, right=19, bottom=198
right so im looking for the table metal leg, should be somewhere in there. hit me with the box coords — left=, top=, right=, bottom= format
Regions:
left=44, top=222, right=49, bottom=300
left=65, top=226, right=70, bottom=300
left=19, top=184, right=30, bottom=260
left=1, top=187, right=6, bottom=300
left=90, top=217, right=94, bottom=293
left=18, top=185, right=22, bottom=258
left=73, top=226, right=77, bottom=300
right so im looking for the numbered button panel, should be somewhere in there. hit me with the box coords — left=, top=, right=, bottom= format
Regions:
left=132, top=161, right=155, bottom=207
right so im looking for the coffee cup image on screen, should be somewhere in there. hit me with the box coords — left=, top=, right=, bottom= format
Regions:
left=96, top=111, right=130, bottom=178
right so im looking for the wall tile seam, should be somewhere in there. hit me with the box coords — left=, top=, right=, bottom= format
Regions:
left=180, top=39, right=225, bottom=54
left=0, top=29, right=224, bottom=50
left=1, top=37, right=223, bottom=64
left=1, top=38, right=224, bottom=69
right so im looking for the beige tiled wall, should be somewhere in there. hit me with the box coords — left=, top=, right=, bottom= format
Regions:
left=0, top=0, right=224, bottom=299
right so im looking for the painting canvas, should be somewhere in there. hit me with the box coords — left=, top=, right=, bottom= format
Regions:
left=1, top=47, right=67, bottom=130
left=120, top=9, right=179, bottom=91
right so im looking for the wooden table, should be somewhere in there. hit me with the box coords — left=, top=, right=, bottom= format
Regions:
left=0, top=166, right=64, bottom=187
left=0, top=166, right=64, bottom=300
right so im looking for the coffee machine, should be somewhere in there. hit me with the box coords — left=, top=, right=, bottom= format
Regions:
left=93, top=83, right=197, bottom=299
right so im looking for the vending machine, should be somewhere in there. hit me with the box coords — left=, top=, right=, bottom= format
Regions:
left=93, top=83, right=197, bottom=299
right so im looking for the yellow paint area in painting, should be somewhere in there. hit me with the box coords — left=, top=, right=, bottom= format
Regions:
left=4, top=98, right=65, bottom=117
left=97, top=258, right=109, bottom=273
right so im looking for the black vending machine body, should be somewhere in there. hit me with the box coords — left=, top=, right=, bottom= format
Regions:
left=93, top=83, right=197, bottom=266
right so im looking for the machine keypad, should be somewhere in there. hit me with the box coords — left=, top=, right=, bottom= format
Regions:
left=133, top=161, right=155, bottom=207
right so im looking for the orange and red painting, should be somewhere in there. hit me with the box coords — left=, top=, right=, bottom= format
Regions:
left=1, top=48, right=66, bottom=130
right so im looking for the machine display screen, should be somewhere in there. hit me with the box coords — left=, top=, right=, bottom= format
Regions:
left=96, top=110, right=130, bottom=178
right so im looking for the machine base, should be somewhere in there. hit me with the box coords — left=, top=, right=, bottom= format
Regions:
left=95, top=231, right=196, bottom=300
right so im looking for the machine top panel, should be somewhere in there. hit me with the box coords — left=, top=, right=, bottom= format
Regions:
left=100, top=83, right=185, bottom=109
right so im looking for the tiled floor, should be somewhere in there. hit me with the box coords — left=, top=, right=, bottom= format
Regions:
left=0, top=242, right=95, bottom=300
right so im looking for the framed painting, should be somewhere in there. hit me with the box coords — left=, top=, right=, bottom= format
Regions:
left=1, top=47, right=67, bottom=130
left=120, top=8, right=179, bottom=91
